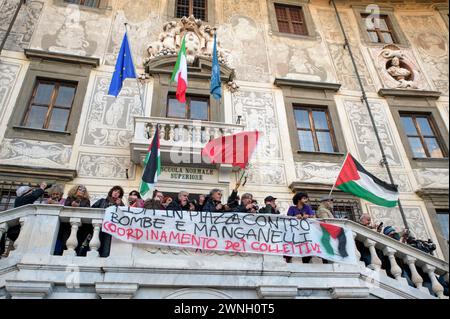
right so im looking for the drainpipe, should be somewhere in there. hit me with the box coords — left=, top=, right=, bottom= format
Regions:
left=329, top=0, right=409, bottom=231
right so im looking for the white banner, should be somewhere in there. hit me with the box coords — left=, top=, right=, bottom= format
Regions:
left=102, top=207, right=357, bottom=264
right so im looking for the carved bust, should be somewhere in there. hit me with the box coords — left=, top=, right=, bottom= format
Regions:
left=379, top=45, right=418, bottom=89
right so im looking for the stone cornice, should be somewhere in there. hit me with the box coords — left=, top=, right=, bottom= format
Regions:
left=146, top=55, right=235, bottom=81
left=24, top=49, right=100, bottom=68
left=0, top=164, right=77, bottom=182
left=378, top=89, right=442, bottom=99
left=274, top=78, right=342, bottom=91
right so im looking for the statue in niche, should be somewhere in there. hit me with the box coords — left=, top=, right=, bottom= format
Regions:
left=381, top=45, right=418, bottom=89
left=386, top=56, right=415, bottom=88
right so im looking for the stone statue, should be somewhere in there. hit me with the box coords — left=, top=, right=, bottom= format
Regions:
left=387, top=57, right=416, bottom=88
left=159, top=21, right=178, bottom=55
left=379, top=45, right=419, bottom=89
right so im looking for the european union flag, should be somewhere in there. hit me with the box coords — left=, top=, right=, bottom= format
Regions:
left=210, top=33, right=222, bottom=101
left=108, top=32, right=137, bottom=97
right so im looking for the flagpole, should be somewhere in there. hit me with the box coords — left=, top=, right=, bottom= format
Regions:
left=330, top=0, right=409, bottom=231
left=329, top=153, right=349, bottom=197
left=123, top=23, right=146, bottom=116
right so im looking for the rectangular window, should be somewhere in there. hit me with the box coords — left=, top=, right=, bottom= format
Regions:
left=400, top=114, right=447, bottom=159
left=167, top=95, right=210, bottom=121
left=63, top=0, right=100, bottom=8
left=176, top=0, right=207, bottom=21
left=22, top=79, right=77, bottom=132
left=274, top=3, right=307, bottom=35
left=294, top=106, right=337, bottom=153
left=361, top=13, right=397, bottom=44
left=436, top=210, right=449, bottom=241
left=310, top=199, right=362, bottom=222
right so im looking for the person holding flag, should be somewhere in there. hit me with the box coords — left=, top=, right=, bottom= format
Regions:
left=108, top=31, right=137, bottom=97
left=170, top=36, right=188, bottom=103
left=140, top=126, right=161, bottom=200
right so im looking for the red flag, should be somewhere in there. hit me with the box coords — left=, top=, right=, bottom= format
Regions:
left=201, top=131, right=261, bottom=169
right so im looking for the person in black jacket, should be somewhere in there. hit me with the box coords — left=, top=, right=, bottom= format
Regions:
left=203, top=189, right=225, bottom=212
left=14, top=182, right=48, bottom=208
left=258, top=196, right=281, bottom=215
left=167, top=191, right=191, bottom=211
left=92, top=186, right=125, bottom=208
left=235, top=193, right=257, bottom=213
left=91, top=186, right=125, bottom=257
left=1, top=182, right=48, bottom=257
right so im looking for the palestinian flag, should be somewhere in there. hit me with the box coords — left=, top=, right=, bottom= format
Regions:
left=336, top=154, right=399, bottom=207
left=320, top=223, right=348, bottom=258
left=140, top=125, right=161, bottom=199
left=170, top=36, right=188, bottom=103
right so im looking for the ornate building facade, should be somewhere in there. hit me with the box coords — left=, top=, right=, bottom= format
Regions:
left=0, top=0, right=448, bottom=299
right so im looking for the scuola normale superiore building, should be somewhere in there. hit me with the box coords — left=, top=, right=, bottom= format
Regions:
left=0, top=0, right=448, bottom=299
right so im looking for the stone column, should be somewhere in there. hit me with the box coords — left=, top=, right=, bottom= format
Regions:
left=63, top=218, right=81, bottom=257
left=403, top=256, right=424, bottom=290
left=422, top=265, right=445, bottom=299
left=382, top=247, right=406, bottom=284
left=364, top=239, right=382, bottom=270
left=87, top=219, right=103, bottom=258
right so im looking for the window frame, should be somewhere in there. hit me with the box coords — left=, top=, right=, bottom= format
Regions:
left=352, top=5, right=409, bottom=47
left=6, top=49, right=99, bottom=145
left=385, top=94, right=449, bottom=169
left=166, top=94, right=211, bottom=121
left=360, top=13, right=398, bottom=44
left=275, top=78, right=346, bottom=164
left=267, top=0, right=317, bottom=39
left=175, top=0, right=208, bottom=21
left=274, top=3, right=308, bottom=36
left=168, top=0, right=215, bottom=23
left=293, top=105, right=338, bottom=154
left=63, top=0, right=100, bottom=8
left=54, top=0, right=111, bottom=12
left=400, top=113, right=448, bottom=159
left=22, top=79, right=77, bottom=133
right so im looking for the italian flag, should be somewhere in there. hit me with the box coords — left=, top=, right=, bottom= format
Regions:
left=140, top=125, right=161, bottom=199
left=335, top=154, right=399, bottom=207
left=170, top=36, right=188, bottom=103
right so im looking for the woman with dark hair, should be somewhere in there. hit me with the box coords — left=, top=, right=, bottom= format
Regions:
left=128, top=190, right=145, bottom=208
left=91, top=186, right=125, bottom=208
left=91, top=186, right=125, bottom=258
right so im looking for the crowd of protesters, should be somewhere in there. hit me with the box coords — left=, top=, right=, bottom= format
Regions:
left=1, top=182, right=439, bottom=258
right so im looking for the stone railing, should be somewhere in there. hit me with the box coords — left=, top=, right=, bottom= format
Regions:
left=0, top=205, right=448, bottom=299
left=321, top=218, right=449, bottom=299
left=131, top=116, right=245, bottom=164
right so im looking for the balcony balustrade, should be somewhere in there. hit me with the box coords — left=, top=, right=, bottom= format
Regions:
left=0, top=205, right=448, bottom=299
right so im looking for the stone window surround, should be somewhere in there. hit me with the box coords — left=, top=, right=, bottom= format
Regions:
left=147, top=56, right=234, bottom=123
left=267, top=0, right=317, bottom=40
left=352, top=4, right=410, bottom=47
left=54, top=0, right=112, bottom=12
left=434, top=4, right=449, bottom=28
left=5, top=49, right=99, bottom=145
left=167, top=0, right=215, bottom=24
left=380, top=89, right=449, bottom=169
left=275, top=78, right=347, bottom=164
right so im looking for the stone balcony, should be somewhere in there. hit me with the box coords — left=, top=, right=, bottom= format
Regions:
left=130, top=116, right=245, bottom=166
left=0, top=205, right=448, bottom=299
